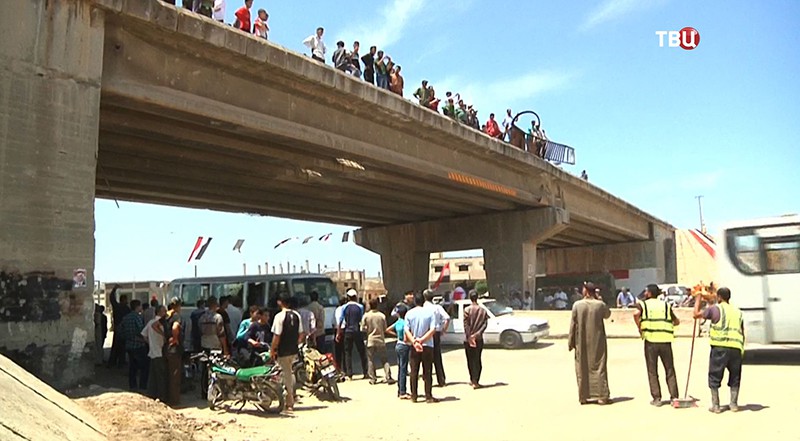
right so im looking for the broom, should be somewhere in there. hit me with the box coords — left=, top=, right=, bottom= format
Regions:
left=673, top=318, right=699, bottom=408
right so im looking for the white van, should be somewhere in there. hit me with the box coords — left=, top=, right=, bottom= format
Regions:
left=440, top=299, right=549, bottom=349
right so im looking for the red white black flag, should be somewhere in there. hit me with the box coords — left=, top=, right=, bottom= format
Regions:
left=342, top=231, right=350, bottom=242
left=302, top=236, right=314, bottom=244
left=194, top=238, right=213, bottom=260
left=318, top=233, right=332, bottom=242
left=187, top=237, right=204, bottom=262
left=274, top=237, right=293, bottom=249
left=432, top=262, right=450, bottom=289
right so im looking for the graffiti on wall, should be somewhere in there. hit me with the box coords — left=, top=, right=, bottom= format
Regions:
left=0, top=270, right=84, bottom=322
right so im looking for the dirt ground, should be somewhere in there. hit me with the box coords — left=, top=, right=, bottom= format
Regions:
left=77, top=339, right=800, bottom=441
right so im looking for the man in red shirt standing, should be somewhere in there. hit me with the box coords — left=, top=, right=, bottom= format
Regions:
left=485, top=113, right=502, bottom=138
left=234, top=0, right=253, bottom=33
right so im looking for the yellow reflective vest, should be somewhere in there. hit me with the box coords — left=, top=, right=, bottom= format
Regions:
left=710, top=302, right=744, bottom=353
left=640, top=298, right=675, bottom=343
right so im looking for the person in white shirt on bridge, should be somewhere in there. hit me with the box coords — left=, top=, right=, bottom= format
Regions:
left=303, top=27, right=327, bottom=63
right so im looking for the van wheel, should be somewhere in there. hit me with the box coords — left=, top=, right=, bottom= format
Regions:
left=500, top=331, right=523, bottom=349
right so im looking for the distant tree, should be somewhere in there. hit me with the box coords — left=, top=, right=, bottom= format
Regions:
left=475, top=280, right=489, bottom=296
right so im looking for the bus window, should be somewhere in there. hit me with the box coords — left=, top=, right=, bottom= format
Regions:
left=246, top=282, right=266, bottom=309
left=292, top=282, right=311, bottom=307
left=291, top=278, right=340, bottom=308
left=764, top=239, right=800, bottom=274
left=728, top=231, right=762, bottom=274
left=182, top=283, right=210, bottom=306
left=268, top=280, right=288, bottom=309
left=170, top=284, right=180, bottom=301
left=213, top=283, right=244, bottom=307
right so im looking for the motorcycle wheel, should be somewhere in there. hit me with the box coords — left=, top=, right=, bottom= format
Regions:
left=257, top=383, right=285, bottom=414
left=325, top=376, right=340, bottom=401
left=207, top=382, right=224, bottom=411
left=292, top=363, right=307, bottom=389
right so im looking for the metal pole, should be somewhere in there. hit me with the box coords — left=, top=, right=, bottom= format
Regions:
left=265, top=261, right=268, bottom=275
left=258, top=265, right=262, bottom=275
left=243, top=263, right=247, bottom=276
left=194, top=265, right=197, bottom=277
left=695, top=195, right=706, bottom=234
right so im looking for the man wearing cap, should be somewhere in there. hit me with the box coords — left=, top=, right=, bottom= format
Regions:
left=423, top=289, right=450, bottom=387
left=336, top=289, right=367, bottom=380
left=634, top=284, right=681, bottom=407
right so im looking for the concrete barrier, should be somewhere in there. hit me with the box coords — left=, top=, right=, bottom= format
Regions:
left=0, top=353, right=105, bottom=441
left=517, top=307, right=701, bottom=339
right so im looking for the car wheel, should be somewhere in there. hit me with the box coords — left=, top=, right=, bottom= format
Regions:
left=500, top=330, right=523, bottom=349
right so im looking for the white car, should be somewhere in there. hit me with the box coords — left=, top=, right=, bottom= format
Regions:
left=440, top=299, right=549, bottom=349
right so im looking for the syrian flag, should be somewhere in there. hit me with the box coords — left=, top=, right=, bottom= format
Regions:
left=302, top=236, right=314, bottom=244
left=432, top=262, right=450, bottom=290
left=319, top=233, right=332, bottom=242
left=232, top=239, right=245, bottom=253
left=274, top=237, right=293, bottom=249
left=342, top=231, right=350, bottom=242
left=187, top=236, right=204, bottom=262
left=194, top=238, right=213, bottom=260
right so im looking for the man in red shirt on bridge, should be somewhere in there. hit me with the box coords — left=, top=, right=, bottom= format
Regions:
left=485, top=113, right=502, bottom=138
left=234, top=0, right=253, bottom=33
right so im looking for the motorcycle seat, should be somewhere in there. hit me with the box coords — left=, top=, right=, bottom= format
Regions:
left=235, top=365, right=271, bottom=382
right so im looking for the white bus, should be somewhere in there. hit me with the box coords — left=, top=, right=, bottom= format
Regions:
left=719, top=214, right=800, bottom=344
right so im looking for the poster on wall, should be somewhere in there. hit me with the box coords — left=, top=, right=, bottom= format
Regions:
left=73, top=269, right=87, bottom=288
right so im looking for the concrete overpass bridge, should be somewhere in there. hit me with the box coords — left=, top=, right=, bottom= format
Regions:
left=0, top=0, right=675, bottom=388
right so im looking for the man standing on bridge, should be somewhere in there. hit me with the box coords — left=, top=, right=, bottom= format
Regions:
left=303, top=27, right=327, bottom=64
left=568, top=282, right=611, bottom=405
left=634, top=284, right=680, bottom=407
left=693, top=287, right=744, bottom=413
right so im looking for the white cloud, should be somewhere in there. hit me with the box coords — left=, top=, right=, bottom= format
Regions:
left=336, top=0, right=427, bottom=50
left=581, top=0, right=664, bottom=31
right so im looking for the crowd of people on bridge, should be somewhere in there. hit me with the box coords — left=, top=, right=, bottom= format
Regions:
left=159, top=0, right=560, bottom=161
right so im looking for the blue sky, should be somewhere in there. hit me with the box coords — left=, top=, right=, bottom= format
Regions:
left=94, top=0, right=800, bottom=282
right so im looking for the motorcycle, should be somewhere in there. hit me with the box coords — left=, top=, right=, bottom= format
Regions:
left=192, top=351, right=285, bottom=413
left=292, top=340, right=342, bottom=401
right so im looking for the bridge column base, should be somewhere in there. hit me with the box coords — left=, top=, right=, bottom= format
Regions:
left=0, top=0, right=104, bottom=389
left=356, top=207, right=569, bottom=302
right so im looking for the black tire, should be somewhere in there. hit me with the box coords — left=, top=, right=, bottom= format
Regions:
left=326, top=376, right=341, bottom=401
left=257, top=383, right=285, bottom=414
left=500, top=330, right=523, bottom=349
left=293, top=363, right=307, bottom=390
left=207, top=382, right=224, bottom=411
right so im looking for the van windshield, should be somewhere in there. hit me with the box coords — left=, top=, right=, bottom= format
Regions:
left=292, top=278, right=340, bottom=308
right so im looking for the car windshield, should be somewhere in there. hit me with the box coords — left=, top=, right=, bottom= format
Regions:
left=484, top=300, right=512, bottom=317
left=291, top=278, right=340, bottom=308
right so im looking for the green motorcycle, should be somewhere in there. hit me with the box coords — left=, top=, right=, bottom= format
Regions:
left=196, top=351, right=285, bottom=413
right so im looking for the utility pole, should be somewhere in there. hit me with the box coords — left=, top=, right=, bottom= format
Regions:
left=695, top=195, right=706, bottom=234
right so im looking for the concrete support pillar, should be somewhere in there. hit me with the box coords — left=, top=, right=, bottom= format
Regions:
left=356, top=207, right=568, bottom=303
left=0, top=0, right=104, bottom=389
left=483, top=241, right=538, bottom=301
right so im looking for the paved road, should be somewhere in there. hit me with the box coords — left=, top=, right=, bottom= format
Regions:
left=176, top=339, right=799, bottom=441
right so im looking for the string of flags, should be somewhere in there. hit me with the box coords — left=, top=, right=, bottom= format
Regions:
left=186, top=231, right=355, bottom=262
left=274, top=231, right=353, bottom=249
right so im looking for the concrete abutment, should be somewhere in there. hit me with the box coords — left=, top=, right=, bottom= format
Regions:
left=0, top=0, right=103, bottom=389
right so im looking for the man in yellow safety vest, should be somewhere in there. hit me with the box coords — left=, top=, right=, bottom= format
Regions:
left=634, top=284, right=681, bottom=407
left=693, top=287, right=744, bottom=413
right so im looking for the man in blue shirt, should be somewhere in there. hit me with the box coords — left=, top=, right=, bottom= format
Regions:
left=336, top=289, right=367, bottom=380
left=423, top=289, right=450, bottom=387
left=404, top=292, right=438, bottom=403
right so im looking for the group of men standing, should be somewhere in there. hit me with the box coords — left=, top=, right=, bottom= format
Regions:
left=302, top=28, right=404, bottom=96
left=569, top=281, right=745, bottom=413
left=104, top=285, right=185, bottom=406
